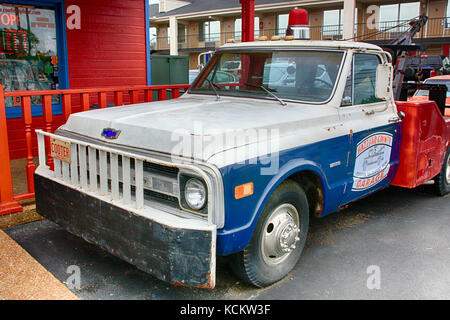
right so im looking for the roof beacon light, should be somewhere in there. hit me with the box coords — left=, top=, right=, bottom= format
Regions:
left=286, top=9, right=310, bottom=40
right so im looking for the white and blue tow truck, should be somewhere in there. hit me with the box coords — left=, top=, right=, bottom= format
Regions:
left=34, top=38, right=450, bottom=289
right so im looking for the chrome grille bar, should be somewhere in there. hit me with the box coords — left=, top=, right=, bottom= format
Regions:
left=35, top=130, right=225, bottom=227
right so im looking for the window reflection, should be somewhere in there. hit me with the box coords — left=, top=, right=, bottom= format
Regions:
left=0, top=4, right=59, bottom=107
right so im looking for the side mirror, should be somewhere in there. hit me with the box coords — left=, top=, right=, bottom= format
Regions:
left=341, top=95, right=352, bottom=106
left=375, top=63, right=393, bottom=100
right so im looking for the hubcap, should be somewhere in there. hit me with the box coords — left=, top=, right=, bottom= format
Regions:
left=261, top=203, right=301, bottom=265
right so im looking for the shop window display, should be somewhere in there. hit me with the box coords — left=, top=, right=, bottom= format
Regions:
left=0, top=3, right=59, bottom=108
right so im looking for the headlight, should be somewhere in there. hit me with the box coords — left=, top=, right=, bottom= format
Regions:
left=184, top=178, right=207, bottom=210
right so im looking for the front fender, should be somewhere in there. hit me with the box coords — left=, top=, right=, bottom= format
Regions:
left=217, top=159, right=334, bottom=256
left=214, top=132, right=352, bottom=256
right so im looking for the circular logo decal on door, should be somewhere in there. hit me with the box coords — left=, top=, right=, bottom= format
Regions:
left=352, top=132, right=393, bottom=191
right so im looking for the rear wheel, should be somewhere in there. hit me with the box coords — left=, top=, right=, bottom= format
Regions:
left=434, top=147, right=450, bottom=196
left=229, top=180, right=309, bottom=287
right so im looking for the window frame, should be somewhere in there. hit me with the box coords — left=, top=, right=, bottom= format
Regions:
left=342, top=52, right=384, bottom=107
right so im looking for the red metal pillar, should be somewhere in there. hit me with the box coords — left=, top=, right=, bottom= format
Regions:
left=240, top=0, right=255, bottom=42
left=444, top=45, right=449, bottom=57
left=0, top=85, right=22, bottom=215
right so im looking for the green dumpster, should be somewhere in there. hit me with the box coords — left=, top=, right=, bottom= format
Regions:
left=151, top=55, right=189, bottom=100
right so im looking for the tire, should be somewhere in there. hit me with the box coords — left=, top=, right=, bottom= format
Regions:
left=229, top=180, right=309, bottom=287
left=434, top=147, right=450, bottom=196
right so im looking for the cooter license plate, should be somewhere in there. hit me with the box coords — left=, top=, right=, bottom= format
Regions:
left=50, top=138, right=71, bottom=163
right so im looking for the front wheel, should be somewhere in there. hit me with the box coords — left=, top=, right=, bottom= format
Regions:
left=434, top=147, right=450, bottom=196
left=229, top=180, right=309, bottom=287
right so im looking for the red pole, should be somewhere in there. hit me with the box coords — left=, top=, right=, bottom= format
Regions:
left=21, top=96, right=36, bottom=194
left=241, top=0, right=247, bottom=41
left=42, top=95, right=54, bottom=169
left=0, top=85, right=23, bottom=215
left=240, top=0, right=255, bottom=42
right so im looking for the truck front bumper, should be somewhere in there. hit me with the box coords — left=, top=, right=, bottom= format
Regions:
left=34, top=173, right=216, bottom=289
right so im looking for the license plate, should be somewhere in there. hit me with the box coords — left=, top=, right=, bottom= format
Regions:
left=50, top=138, right=71, bottom=163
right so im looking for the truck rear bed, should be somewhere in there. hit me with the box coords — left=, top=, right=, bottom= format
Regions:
left=392, top=100, right=450, bottom=188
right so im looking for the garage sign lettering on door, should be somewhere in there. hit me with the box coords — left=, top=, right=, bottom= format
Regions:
left=352, top=132, right=393, bottom=191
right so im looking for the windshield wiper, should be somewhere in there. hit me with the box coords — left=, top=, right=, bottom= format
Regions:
left=245, top=83, right=287, bottom=106
left=206, top=78, right=221, bottom=100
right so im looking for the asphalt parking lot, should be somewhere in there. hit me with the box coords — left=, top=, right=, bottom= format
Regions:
left=5, top=184, right=450, bottom=300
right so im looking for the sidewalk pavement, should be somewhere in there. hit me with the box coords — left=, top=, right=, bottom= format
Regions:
left=0, top=229, right=79, bottom=300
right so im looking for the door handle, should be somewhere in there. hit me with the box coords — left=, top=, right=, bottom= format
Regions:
left=364, top=102, right=390, bottom=116
left=388, top=117, right=401, bottom=123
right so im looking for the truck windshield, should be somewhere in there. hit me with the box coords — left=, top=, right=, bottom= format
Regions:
left=190, top=50, right=344, bottom=103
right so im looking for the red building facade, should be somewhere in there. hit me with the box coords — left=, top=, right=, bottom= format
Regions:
left=66, top=0, right=150, bottom=88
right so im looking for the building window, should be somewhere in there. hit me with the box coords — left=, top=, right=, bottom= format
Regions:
left=399, top=2, right=420, bottom=21
left=446, top=0, right=450, bottom=28
left=149, top=27, right=157, bottom=49
left=198, top=20, right=220, bottom=42
left=378, top=2, right=420, bottom=32
left=0, top=3, right=61, bottom=112
left=323, top=9, right=342, bottom=39
left=322, top=9, right=358, bottom=40
left=276, top=13, right=289, bottom=35
left=178, top=23, right=186, bottom=43
left=164, top=26, right=170, bottom=46
left=234, top=17, right=260, bottom=40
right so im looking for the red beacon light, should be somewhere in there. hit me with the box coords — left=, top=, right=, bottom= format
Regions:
left=286, top=9, right=310, bottom=40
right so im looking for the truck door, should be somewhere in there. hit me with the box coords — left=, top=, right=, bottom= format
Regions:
left=339, top=52, right=400, bottom=205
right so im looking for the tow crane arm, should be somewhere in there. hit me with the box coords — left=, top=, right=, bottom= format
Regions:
left=380, top=15, right=429, bottom=100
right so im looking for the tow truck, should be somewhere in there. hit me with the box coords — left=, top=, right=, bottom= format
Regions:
left=34, top=10, right=450, bottom=289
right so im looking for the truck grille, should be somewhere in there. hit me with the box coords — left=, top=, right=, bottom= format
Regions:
left=60, top=145, right=183, bottom=211
left=35, top=131, right=213, bottom=219
left=35, top=130, right=225, bottom=227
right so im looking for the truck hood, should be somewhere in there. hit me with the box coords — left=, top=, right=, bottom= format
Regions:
left=60, top=94, right=335, bottom=163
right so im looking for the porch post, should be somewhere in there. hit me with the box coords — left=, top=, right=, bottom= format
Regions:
left=0, top=85, right=22, bottom=215
left=169, top=16, right=179, bottom=55
left=343, top=0, right=356, bottom=40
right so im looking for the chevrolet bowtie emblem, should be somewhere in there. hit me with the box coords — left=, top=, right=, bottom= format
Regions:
left=101, top=128, right=121, bottom=139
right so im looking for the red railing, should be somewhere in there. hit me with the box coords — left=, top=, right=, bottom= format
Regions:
left=0, top=84, right=190, bottom=215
